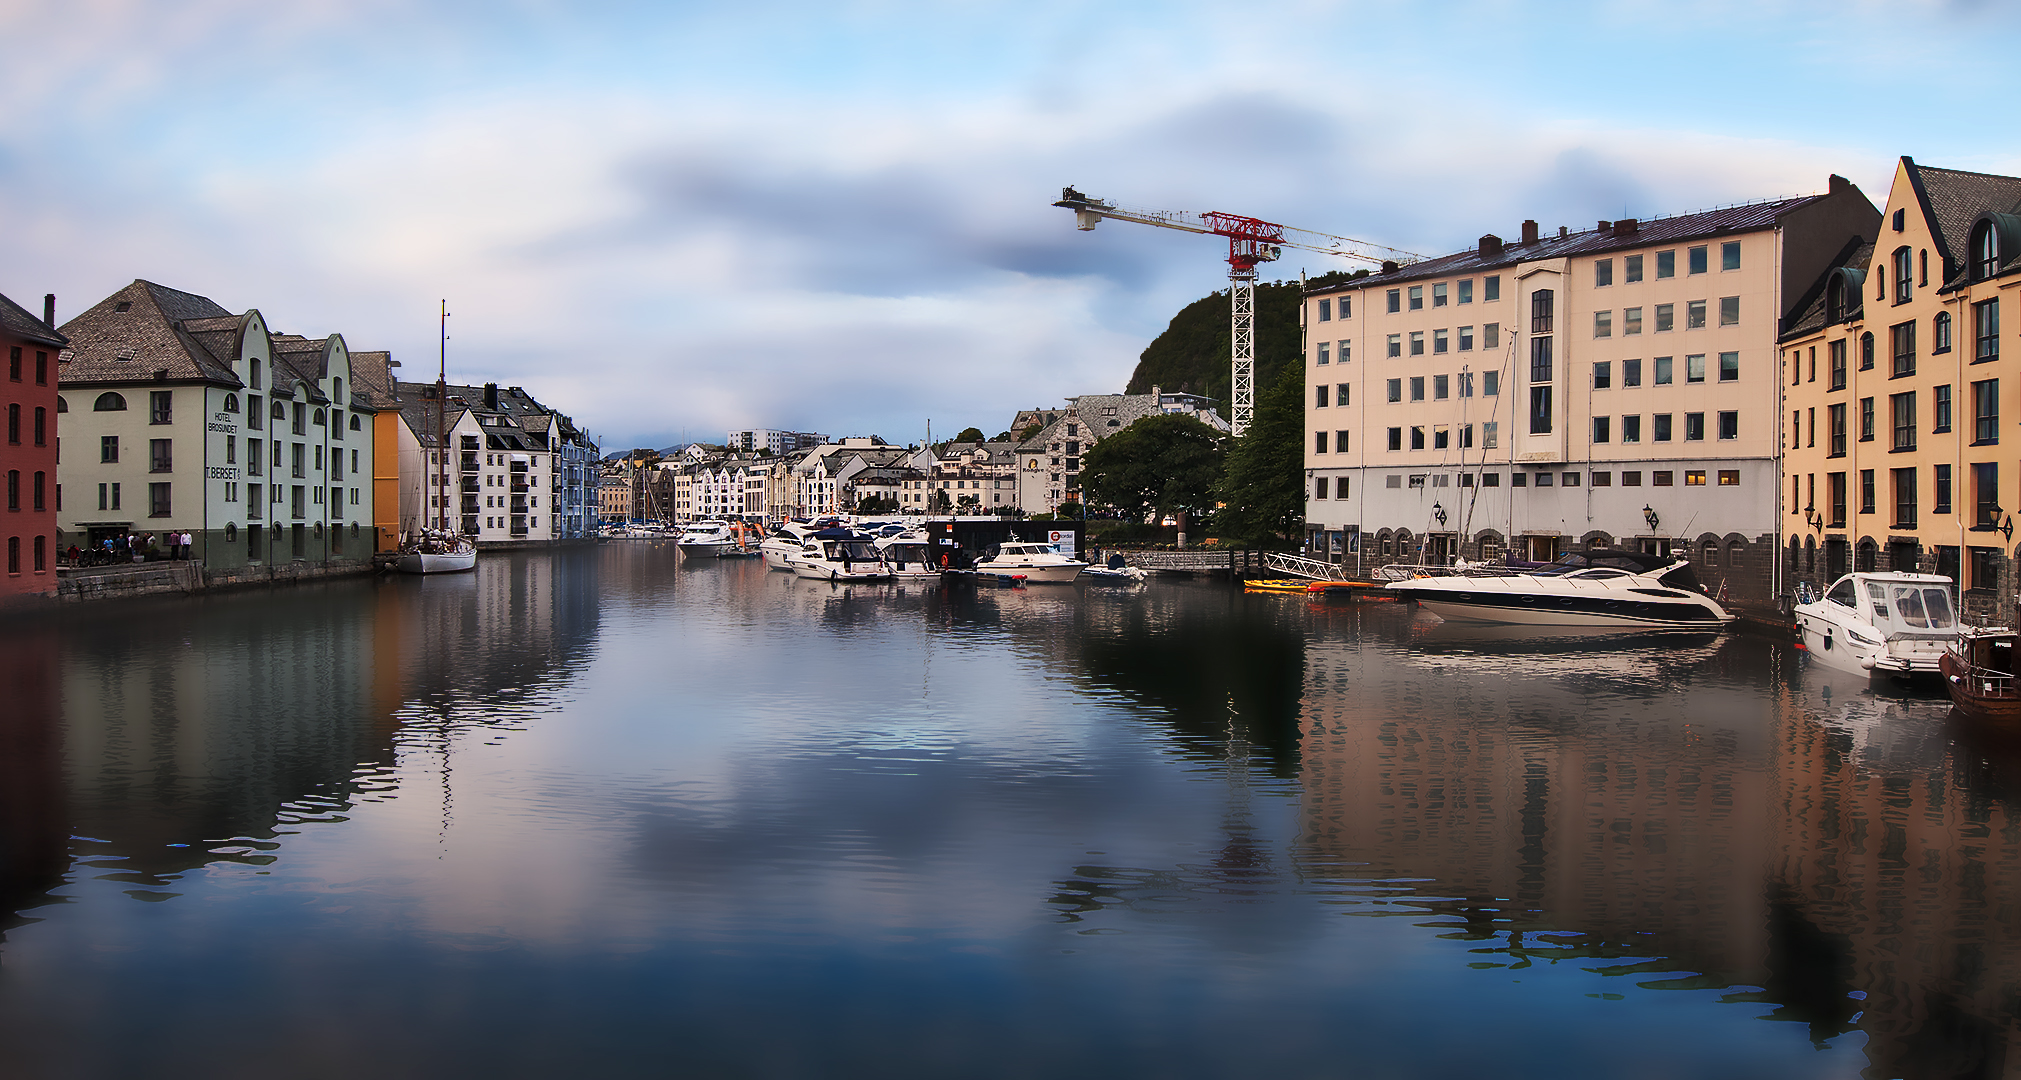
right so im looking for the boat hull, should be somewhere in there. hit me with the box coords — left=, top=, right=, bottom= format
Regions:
left=395, top=550, right=477, bottom=574
left=677, top=541, right=735, bottom=559
left=973, top=562, right=1083, bottom=583
left=1939, top=636, right=2021, bottom=722
left=790, top=563, right=890, bottom=581
left=1402, top=590, right=1731, bottom=628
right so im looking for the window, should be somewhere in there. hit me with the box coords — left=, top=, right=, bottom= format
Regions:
left=1654, top=303, right=1674, bottom=333
left=1934, top=312, right=1953, bottom=354
left=32, top=406, right=43, bottom=447
left=1721, top=241, right=1740, bottom=271
left=1459, top=425, right=1472, bottom=448
left=1657, top=250, right=1676, bottom=279
left=1686, top=354, right=1705, bottom=383
left=1410, top=376, right=1424, bottom=401
left=1718, top=470, right=1739, bottom=486
left=1934, top=385, right=1952, bottom=434
left=1594, top=311, right=1612, bottom=338
left=1623, top=358, right=1641, bottom=387
left=1976, top=299, right=2000, bottom=362
left=1561, top=471, right=1579, bottom=487
left=1860, top=332, right=1875, bottom=370
left=1860, top=397, right=1875, bottom=441
left=1483, top=323, right=1499, bottom=349
left=1386, top=289, right=1400, bottom=313
left=1891, top=469, right=1918, bottom=527
left=149, top=482, right=171, bottom=518
left=249, top=439, right=263, bottom=476
left=1484, top=276, right=1500, bottom=301
left=1973, top=379, right=1999, bottom=444
left=1337, top=340, right=1349, bottom=363
left=1529, top=386, right=1553, bottom=435
left=1829, top=473, right=1847, bottom=526
left=292, top=403, right=305, bottom=435
left=1483, top=371, right=1499, bottom=396
left=1530, top=337, right=1552, bottom=382
left=1829, top=340, right=1847, bottom=389
left=1688, top=246, right=1708, bottom=275
left=1935, top=464, right=1953, bottom=515
left=150, top=438, right=172, bottom=473
left=293, top=443, right=305, bottom=478
left=1338, top=298, right=1350, bottom=318
left=1686, top=300, right=1707, bottom=329
left=1458, top=372, right=1474, bottom=397
left=1829, top=403, right=1846, bottom=456
left=93, top=391, right=126, bottom=411
left=248, top=395, right=262, bottom=430
left=1316, top=385, right=1329, bottom=408
left=1387, top=334, right=1401, bottom=358
left=1318, top=298, right=1332, bottom=322
left=1976, top=462, right=2001, bottom=526
left=100, top=435, right=118, bottom=463
left=1433, top=374, right=1448, bottom=400
left=1530, top=289, right=1554, bottom=333
left=1410, top=331, right=1425, bottom=356
left=1337, top=430, right=1350, bottom=452
left=1482, top=422, right=1498, bottom=449
left=1593, top=361, right=1611, bottom=389
left=1623, top=471, right=1642, bottom=486
left=1592, top=416, right=1610, bottom=443
left=1974, top=221, right=2001, bottom=280
left=1432, top=283, right=1447, bottom=307
left=1408, top=286, right=1423, bottom=310
left=1315, top=432, right=1328, bottom=454
left=1316, top=342, right=1330, bottom=365
left=1387, top=428, right=1402, bottom=451
left=1433, top=427, right=1449, bottom=450
left=1314, top=477, right=1328, bottom=499
left=1653, top=413, right=1672, bottom=441
left=1718, top=351, right=1739, bottom=382
left=1595, top=259, right=1613, bottom=287
left=1535, top=473, right=1552, bottom=487
left=1434, top=328, right=1449, bottom=354
left=1457, top=279, right=1473, bottom=304
left=1685, top=470, right=1707, bottom=486
left=1410, top=427, right=1425, bottom=450
left=1387, top=378, right=1401, bottom=402
left=1622, top=415, right=1641, bottom=443
left=150, top=390, right=172, bottom=424
left=1893, top=247, right=1913, bottom=303
left=1684, top=412, right=1705, bottom=441
left=1891, top=321, right=1916, bottom=377
left=1888, top=393, right=1917, bottom=451
left=1653, top=470, right=1674, bottom=487
left=1623, top=307, right=1642, bottom=336
left=1860, top=469, right=1875, bottom=514
left=1718, top=297, right=1739, bottom=326
left=1458, top=326, right=1474, bottom=351
left=4, top=347, right=14, bottom=382
left=3, top=405, right=13, bottom=445
left=1718, top=411, right=1738, bottom=440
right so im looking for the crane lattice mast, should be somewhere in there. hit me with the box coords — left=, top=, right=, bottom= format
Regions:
left=1052, top=187, right=1418, bottom=436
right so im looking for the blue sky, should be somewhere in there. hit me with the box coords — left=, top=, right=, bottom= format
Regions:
left=4, top=0, right=2019, bottom=451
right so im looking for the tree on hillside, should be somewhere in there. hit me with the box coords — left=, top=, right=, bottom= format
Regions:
left=1081, top=414, right=1226, bottom=523
left=1215, top=359, right=1305, bottom=544
left=1124, top=281, right=1304, bottom=411
left=952, top=426, right=986, bottom=444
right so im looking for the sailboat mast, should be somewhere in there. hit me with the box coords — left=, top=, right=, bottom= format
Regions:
left=437, top=300, right=448, bottom=532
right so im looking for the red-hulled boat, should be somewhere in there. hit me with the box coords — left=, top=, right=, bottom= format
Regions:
left=1939, top=629, right=2021, bottom=723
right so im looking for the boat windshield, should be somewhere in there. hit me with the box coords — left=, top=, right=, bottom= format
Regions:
left=822, top=540, right=882, bottom=561
left=1891, top=585, right=1955, bottom=629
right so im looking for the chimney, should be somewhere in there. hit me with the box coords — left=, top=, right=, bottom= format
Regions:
left=1478, top=234, right=1503, bottom=258
left=1829, top=173, right=1852, bottom=194
left=1612, top=218, right=1638, bottom=237
left=1557, top=226, right=1568, bottom=238
left=484, top=382, right=499, bottom=410
left=42, top=294, right=54, bottom=329
left=1381, top=260, right=1399, bottom=274
left=1598, top=220, right=1611, bottom=233
left=1521, top=219, right=1539, bottom=245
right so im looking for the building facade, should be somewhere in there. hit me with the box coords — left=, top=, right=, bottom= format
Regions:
left=1782, top=158, right=2021, bottom=617
left=1302, top=179, right=1878, bottom=602
left=394, top=381, right=592, bottom=546
left=1014, top=388, right=1228, bottom=514
left=0, top=291, right=66, bottom=605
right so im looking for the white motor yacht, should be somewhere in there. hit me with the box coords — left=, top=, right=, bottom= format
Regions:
left=791, top=528, right=891, bottom=581
left=1384, top=551, right=1733, bottom=628
left=1794, top=572, right=1959, bottom=677
left=675, top=520, right=738, bottom=558
left=874, top=531, right=943, bottom=579
left=974, top=541, right=1087, bottom=584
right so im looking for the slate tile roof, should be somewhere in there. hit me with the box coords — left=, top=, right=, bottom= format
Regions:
left=58, top=279, right=238, bottom=386
left=1781, top=239, right=1873, bottom=340
left=1305, top=197, right=1825, bottom=294
left=0, top=290, right=66, bottom=348
left=347, top=350, right=401, bottom=409
left=1909, top=160, right=2021, bottom=288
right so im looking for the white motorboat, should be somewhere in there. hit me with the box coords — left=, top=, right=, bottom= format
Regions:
left=1079, top=564, right=1147, bottom=585
left=675, top=520, right=739, bottom=558
left=761, top=520, right=833, bottom=572
left=974, top=541, right=1087, bottom=584
left=1384, top=551, right=1732, bottom=628
left=1795, top=572, right=1960, bottom=677
left=874, top=531, right=943, bottom=579
left=395, top=530, right=477, bottom=574
left=791, top=528, right=891, bottom=581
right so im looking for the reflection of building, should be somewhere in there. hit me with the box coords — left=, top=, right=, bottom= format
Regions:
left=0, top=628, right=63, bottom=940
left=0, top=290, right=66, bottom=605
left=1294, top=637, right=2021, bottom=1078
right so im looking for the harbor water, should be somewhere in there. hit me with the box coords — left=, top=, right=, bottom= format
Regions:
left=2, top=546, right=2016, bottom=1078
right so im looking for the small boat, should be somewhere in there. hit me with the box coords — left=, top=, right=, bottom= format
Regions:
left=676, top=520, right=739, bottom=558
left=973, top=541, right=1086, bottom=584
left=1243, top=578, right=1315, bottom=594
left=1384, top=551, right=1732, bottom=628
left=790, top=528, right=891, bottom=581
left=1940, top=628, right=2021, bottom=722
left=1079, top=565, right=1147, bottom=585
left=1794, top=572, right=1959, bottom=677
left=395, top=529, right=477, bottom=574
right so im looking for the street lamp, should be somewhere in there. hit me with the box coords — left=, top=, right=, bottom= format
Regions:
left=1642, top=504, right=1660, bottom=531
left=1804, top=506, right=1823, bottom=534
left=1432, top=501, right=1448, bottom=528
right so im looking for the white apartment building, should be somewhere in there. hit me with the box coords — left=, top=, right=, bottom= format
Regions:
left=727, top=428, right=826, bottom=457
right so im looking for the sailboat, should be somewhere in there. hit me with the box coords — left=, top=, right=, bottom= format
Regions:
left=397, top=300, right=478, bottom=574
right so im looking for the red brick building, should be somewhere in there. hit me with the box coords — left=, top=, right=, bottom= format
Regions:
left=0, top=291, right=66, bottom=607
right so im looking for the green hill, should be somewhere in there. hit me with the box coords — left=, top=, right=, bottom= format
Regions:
left=1125, top=270, right=1366, bottom=404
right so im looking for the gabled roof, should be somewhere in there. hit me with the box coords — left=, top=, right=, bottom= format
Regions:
left=1306, top=196, right=1826, bottom=294
left=348, top=351, right=400, bottom=409
left=58, top=279, right=240, bottom=386
left=1779, top=238, right=1873, bottom=341
left=1905, top=158, right=2021, bottom=289
left=0, top=291, right=66, bottom=348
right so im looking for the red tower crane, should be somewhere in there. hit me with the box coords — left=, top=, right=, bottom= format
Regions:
left=1053, top=187, right=1419, bottom=435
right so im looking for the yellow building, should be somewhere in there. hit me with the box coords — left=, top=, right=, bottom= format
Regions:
left=1781, top=158, right=2021, bottom=616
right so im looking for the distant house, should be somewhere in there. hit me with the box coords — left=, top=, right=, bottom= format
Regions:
left=392, top=380, right=598, bottom=545
left=1013, top=387, right=1228, bottom=513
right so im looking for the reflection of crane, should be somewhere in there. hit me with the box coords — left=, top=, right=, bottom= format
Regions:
left=1053, top=187, right=1419, bottom=435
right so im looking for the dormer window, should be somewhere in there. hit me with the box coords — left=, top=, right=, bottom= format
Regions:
left=1975, top=220, right=2000, bottom=281
left=1826, top=275, right=1846, bottom=324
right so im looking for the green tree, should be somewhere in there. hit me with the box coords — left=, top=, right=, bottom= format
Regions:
left=1215, top=358, right=1306, bottom=543
left=1081, top=415, right=1226, bottom=523
left=952, top=426, right=986, bottom=444
left=931, top=489, right=953, bottom=513
left=1125, top=281, right=1306, bottom=408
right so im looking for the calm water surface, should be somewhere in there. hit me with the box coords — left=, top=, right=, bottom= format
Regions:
left=2, top=546, right=2017, bottom=1078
